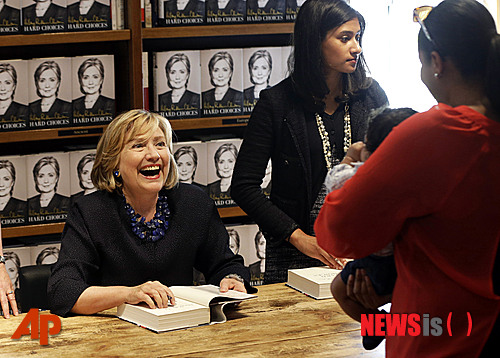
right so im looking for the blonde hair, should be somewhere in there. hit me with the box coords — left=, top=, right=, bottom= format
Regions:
left=92, top=109, right=178, bottom=192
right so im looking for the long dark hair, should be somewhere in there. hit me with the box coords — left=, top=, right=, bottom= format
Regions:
left=419, top=0, right=500, bottom=116
left=291, top=0, right=371, bottom=110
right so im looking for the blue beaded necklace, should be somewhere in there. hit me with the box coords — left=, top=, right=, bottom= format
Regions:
left=124, top=194, right=170, bottom=242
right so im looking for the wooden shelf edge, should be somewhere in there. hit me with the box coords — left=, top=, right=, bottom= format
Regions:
left=4, top=207, right=246, bottom=239
left=170, top=116, right=249, bottom=130
left=218, top=206, right=247, bottom=218
left=3, top=223, right=64, bottom=239
left=0, top=30, right=131, bottom=47
left=0, top=125, right=107, bottom=143
left=143, top=23, right=294, bottom=39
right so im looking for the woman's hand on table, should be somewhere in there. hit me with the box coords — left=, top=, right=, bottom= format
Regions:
left=220, top=278, right=246, bottom=293
left=0, top=266, right=18, bottom=318
left=127, top=280, right=175, bottom=308
left=289, top=228, right=345, bottom=270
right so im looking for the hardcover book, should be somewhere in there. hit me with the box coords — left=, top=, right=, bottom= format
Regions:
left=30, top=242, right=61, bottom=265
left=246, top=0, right=284, bottom=23
left=0, top=0, right=21, bottom=34
left=172, top=141, right=207, bottom=189
left=69, top=149, right=97, bottom=204
left=0, top=155, right=28, bottom=227
left=67, top=0, right=111, bottom=31
left=0, top=59, right=29, bottom=131
left=26, top=151, right=71, bottom=225
left=206, top=138, right=242, bottom=207
left=22, top=0, right=67, bottom=34
left=206, top=0, right=245, bottom=24
left=201, top=48, right=243, bottom=118
left=1, top=245, right=31, bottom=289
left=71, top=54, right=115, bottom=125
left=157, top=0, right=205, bottom=26
left=287, top=266, right=342, bottom=299
left=28, top=57, right=72, bottom=129
left=226, top=223, right=265, bottom=286
left=281, top=45, right=292, bottom=79
left=153, top=50, right=201, bottom=120
left=284, top=0, right=304, bottom=22
left=242, top=47, right=281, bottom=114
left=116, top=284, right=257, bottom=332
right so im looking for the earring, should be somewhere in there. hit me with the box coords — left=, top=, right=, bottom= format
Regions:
left=434, top=73, right=440, bottom=78
left=113, top=170, right=120, bottom=178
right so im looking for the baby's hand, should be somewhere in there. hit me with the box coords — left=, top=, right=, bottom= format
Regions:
left=341, top=142, right=365, bottom=165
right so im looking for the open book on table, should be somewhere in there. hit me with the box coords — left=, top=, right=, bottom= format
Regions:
left=286, top=266, right=342, bottom=299
left=116, top=284, right=257, bottom=332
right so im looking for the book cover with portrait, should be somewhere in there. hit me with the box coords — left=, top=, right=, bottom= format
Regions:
left=22, top=0, right=67, bottom=34
left=72, top=54, right=115, bottom=125
left=28, top=57, right=72, bottom=129
left=285, top=0, right=304, bottom=22
left=246, top=0, right=284, bottom=23
left=0, top=0, right=21, bottom=34
left=172, top=141, right=207, bottom=189
left=67, top=0, right=111, bottom=31
left=153, top=50, right=201, bottom=120
left=26, top=151, right=70, bottom=225
left=225, top=224, right=245, bottom=259
left=206, top=138, right=242, bottom=207
left=0, top=155, right=28, bottom=227
left=158, top=0, right=205, bottom=26
left=69, top=148, right=97, bottom=205
left=1, top=246, right=31, bottom=290
left=230, top=223, right=264, bottom=285
left=30, top=242, right=61, bottom=265
left=0, top=59, right=29, bottom=131
left=281, top=45, right=292, bottom=80
left=201, top=48, right=243, bottom=118
left=206, top=0, right=245, bottom=24
left=242, top=47, right=281, bottom=114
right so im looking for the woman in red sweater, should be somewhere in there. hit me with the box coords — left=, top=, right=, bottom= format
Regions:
left=315, top=1, right=500, bottom=357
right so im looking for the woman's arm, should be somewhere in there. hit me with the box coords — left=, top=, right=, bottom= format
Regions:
left=72, top=281, right=175, bottom=315
left=231, top=88, right=299, bottom=244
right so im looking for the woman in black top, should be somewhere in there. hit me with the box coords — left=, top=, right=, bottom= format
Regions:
left=48, top=110, right=252, bottom=317
left=231, top=0, right=388, bottom=284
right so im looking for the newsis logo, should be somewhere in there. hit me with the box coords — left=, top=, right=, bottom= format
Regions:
left=361, top=312, right=473, bottom=337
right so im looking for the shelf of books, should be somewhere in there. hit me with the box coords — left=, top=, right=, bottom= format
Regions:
left=2, top=207, right=247, bottom=239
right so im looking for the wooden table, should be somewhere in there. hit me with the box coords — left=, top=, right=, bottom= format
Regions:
left=0, top=284, right=385, bottom=357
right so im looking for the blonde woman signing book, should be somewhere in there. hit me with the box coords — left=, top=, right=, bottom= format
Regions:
left=48, top=110, right=253, bottom=317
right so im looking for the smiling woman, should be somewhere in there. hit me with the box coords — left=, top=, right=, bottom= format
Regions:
left=48, top=109, right=254, bottom=318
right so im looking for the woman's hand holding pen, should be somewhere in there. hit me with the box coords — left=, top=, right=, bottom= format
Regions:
left=289, top=228, right=346, bottom=270
left=126, top=281, right=175, bottom=309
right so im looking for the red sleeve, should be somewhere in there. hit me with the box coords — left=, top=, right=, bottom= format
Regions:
left=315, top=108, right=483, bottom=258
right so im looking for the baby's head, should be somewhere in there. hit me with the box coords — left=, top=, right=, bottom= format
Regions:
left=362, top=107, right=417, bottom=161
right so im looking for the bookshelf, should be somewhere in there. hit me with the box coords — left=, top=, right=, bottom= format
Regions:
left=0, top=0, right=293, bottom=239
